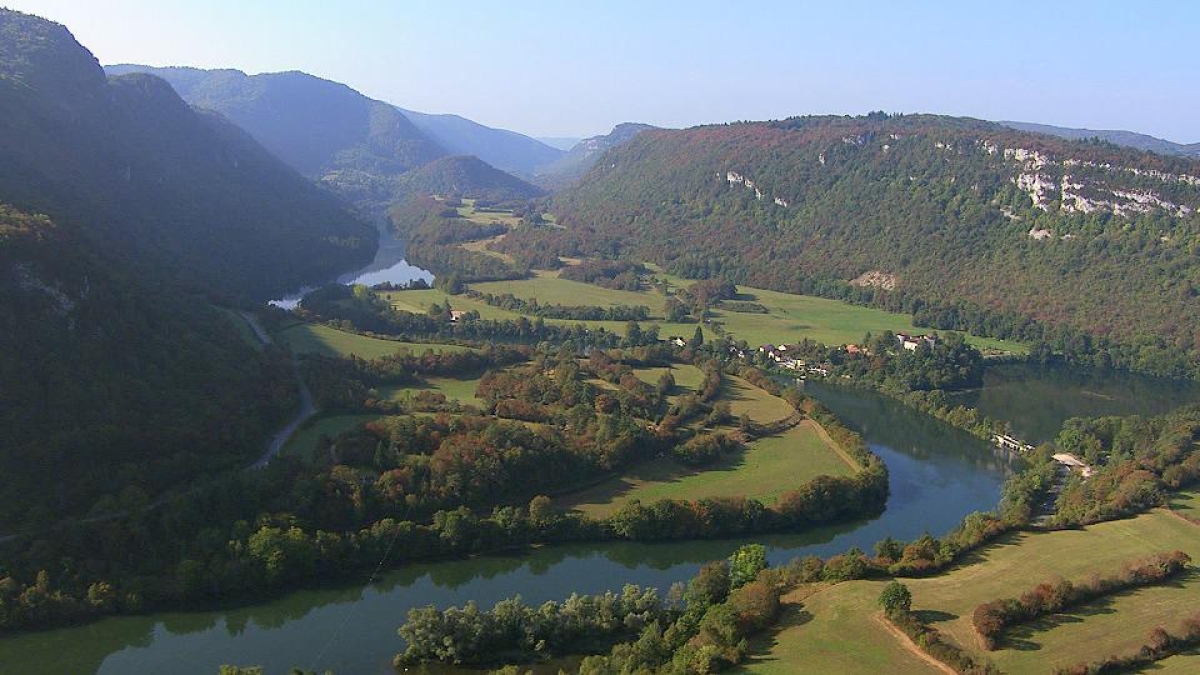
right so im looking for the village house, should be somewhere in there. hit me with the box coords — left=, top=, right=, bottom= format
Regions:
left=895, top=332, right=939, bottom=351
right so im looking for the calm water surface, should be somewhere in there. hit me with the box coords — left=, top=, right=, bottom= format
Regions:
left=0, top=384, right=1010, bottom=675
left=270, top=228, right=432, bottom=309
left=949, top=362, right=1200, bottom=443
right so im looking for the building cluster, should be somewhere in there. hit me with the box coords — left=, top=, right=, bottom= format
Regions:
left=757, top=344, right=829, bottom=376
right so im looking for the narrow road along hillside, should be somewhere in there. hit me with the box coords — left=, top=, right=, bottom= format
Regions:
left=239, top=311, right=317, bottom=468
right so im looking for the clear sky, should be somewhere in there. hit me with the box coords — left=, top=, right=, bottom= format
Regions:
left=7, top=0, right=1198, bottom=142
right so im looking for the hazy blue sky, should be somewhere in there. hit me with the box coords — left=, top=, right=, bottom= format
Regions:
left=9, top=0, right=1198, bottom=142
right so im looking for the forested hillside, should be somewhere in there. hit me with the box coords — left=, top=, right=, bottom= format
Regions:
left=106, top=64, right=446, bottom=217
left=0, top=10, right=353, bottom=528
left=519, top=114, right=1200, bottom=376
left=398, top=155, right=546, bottom=202
left=0, top=18, right=376, bottom=302
left=0, top=205, right=295, bottom=529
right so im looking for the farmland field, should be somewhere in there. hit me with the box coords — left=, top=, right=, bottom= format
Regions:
left=561, top=421, right=854, bottom=518
left=740, top=509, right=1200, bottom=675
left=385, top=269, right=1022, bottom=353
left=724, top=375, right=796, bottom=423
left=1169, top=488, right=1200, bottom=518
left=276, top=322, right=473, bottom=359
left=736, top=582, right=934, bottom=675
left=707, top=285, right=1025, bottom=354
left=377, top=375, right=486, bottom=408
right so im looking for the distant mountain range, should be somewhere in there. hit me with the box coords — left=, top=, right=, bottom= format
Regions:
left=106, top=64, right=566, bottom=211
left=534, top=122, right=657, bottom=189
left=1001, top=121, right=1200, bottom=158
left=397, top=107, right=564, bottom=177
left=5, top=38, right=375, bottom=301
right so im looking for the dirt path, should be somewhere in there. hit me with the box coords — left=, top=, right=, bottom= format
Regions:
left=806, top=419, right=862, bottom=471
left=874, top=612, right=957, bottom=675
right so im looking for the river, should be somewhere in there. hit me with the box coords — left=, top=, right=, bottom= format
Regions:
left=947, top=362, right=1200, bottom=444
left=269, top=228, right=433, bottom=310
left=0, top=384, right=1011, bottom=675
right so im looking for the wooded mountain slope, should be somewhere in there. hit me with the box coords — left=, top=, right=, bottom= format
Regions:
left=105, top=64, right=446, bottom=217
left=0, top=10, right=348, bottom=528
left=0, top=205, right=293, bottom=529
left=534, top=114, right=1200, bottom=373
left=398, top=155, right=546, bottom=202
left=1, top=17, right=376, bottom=302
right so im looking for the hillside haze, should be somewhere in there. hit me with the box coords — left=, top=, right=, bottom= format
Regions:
left=398, top=107, right=565, bottom=177
left=1002, top=120, right=1200, bottom=158
left=0, top=24, right=376, bottom=301
left=105, top=64, right=447, bottom=216
left=398, top=155, right=546, bottom=202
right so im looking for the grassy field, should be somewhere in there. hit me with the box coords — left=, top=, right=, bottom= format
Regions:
left=382, top=288, right=704, bottom=339
left=460, top=233, right=514, bottom=263
left=737, top=582, right=934, bottom=675
left=473, top=273, right=661, bottom=309
left=276, top=323, right=473, bottom=359
left=1169, top=488, right=1200, bottom=517
left=456, top=200, right=523, bottom=226
left=388, top=267, right=1022, bottom=353
left=377, top=375, right=486, bottom=408
left=724, top=375, right=796, bottom=423
left=707, top=285, right=1025, bottom=354
left=281, top=413, right=384, bottom=461
left=560, top=421, right=853, bottom=518
left=631, top=364, right=706, bottom=391
left=742, top=509, right=1200, bottom=675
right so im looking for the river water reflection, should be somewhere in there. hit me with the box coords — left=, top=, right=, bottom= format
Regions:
left=269, top=228, right=432, bottom=309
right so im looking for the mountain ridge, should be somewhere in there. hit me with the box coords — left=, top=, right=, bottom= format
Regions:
left=1000, top=120, right=1200, bottom=158
left=397, top=107, right=564, bottom=177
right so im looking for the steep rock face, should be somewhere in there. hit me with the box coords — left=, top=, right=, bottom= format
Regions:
left=1, top=13, right=377, bottom=301
left=543, top=114, right=1200, bottom=360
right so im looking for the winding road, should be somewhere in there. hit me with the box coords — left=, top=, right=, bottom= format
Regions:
left=238, top=311, right=317, bottom=468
